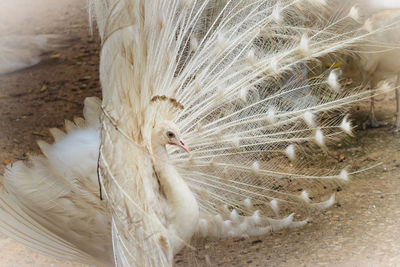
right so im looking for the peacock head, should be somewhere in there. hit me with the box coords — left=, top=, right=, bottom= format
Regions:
left=152, top=120, right=189, bottom=153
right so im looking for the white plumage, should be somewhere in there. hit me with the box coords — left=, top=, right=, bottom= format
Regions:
left=0, top=1, right=399, bottom=266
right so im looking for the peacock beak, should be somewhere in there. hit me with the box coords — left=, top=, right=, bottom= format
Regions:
left=178, top=139, right=189, bottom=153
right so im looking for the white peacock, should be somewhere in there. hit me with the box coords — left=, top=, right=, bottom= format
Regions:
left=0, top=0, right=397, bottom=266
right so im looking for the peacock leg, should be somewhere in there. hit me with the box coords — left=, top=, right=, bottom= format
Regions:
left=363, top=79, right=386, bottom=129
left=392, top=77, right=400, bottom=132
left=363, top=95, right=384, bottom=129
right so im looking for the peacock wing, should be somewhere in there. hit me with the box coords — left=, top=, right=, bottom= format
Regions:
left=0, top=97, right=113, bottom=266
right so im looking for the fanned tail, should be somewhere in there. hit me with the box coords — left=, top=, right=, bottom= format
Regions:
left=89, top=0, right=400, bottom=264
left=165, top=1, right=394, bottom=238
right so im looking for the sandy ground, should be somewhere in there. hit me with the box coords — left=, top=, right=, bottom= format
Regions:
left=0, top=1, right=399, bottom=266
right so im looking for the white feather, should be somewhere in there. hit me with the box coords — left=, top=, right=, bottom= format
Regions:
left=300, top=190, right=311, bottom=203
left=327, top=69, right=342, bottom=91
left=313, top=194, right=336, bottom=210
left=270, top=199, right=279, bottom=215
left=303, top=111, right=316, bottom=128
left=243, top=198, right=252, bottom=209
left=252, top=161, right=260, bottom=175
left=285, top=144, right=296, bottom=161
left=339, top=169, right=349, bottom=181
left=349, top=6, right=362, bottom=24
left=266, top=107, right=277, bottom=124
left=340, top=116, right=352, bottom=135
left=299, top=34, right=310, bottom=55
left=315, top=128, right=325, bottom=147
left=272, top=4, right=282, bottom=23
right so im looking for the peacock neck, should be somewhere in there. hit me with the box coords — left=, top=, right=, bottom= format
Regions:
left=152, top=144, right=199, bottom=253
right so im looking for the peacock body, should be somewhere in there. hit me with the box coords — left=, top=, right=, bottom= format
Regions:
left=0, top=0, right=398, bottom=266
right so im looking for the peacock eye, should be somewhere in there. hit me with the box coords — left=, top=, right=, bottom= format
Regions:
left=167, top=131, right=175, bottom=138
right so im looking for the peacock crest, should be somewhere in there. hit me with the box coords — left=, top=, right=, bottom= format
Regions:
left=150, top=95, right=184, bottom=122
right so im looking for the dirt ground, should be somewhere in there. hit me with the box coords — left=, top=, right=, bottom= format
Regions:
left=0, top=0, right=399, bottom=266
